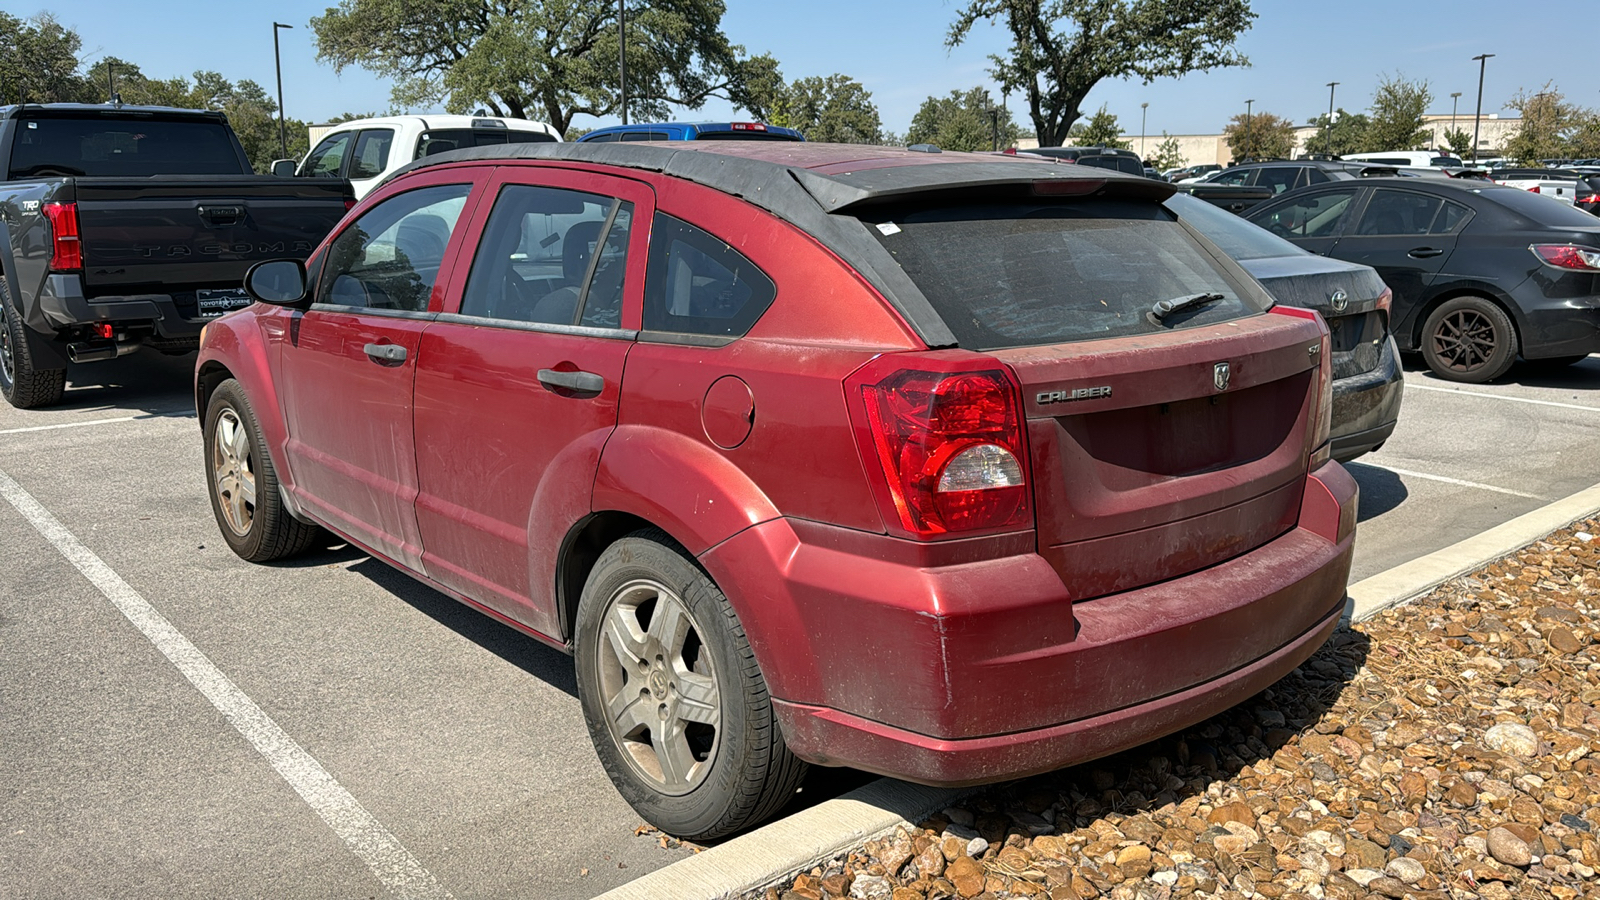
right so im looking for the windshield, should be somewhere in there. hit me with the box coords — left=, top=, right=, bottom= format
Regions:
left=1486, top=186, right=1600, bottom=227
left=861, top=199, right=1266, bottom=350
left=414, top=128, right=556, bottom=159
left=9, top=114, right=244, bottom=177
left=1164, top=192, right=1306, bottom=261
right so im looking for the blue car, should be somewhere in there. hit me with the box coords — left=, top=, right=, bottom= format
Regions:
left=577, top=121, right=804, bottom=143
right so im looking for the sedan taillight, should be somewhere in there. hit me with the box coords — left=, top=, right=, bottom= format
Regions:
left=1531, top=244, right=1600, bottom=272
left=1269, top=305, right=1332, bottom=467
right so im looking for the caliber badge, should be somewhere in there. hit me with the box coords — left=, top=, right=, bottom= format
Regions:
left=1214, top=361, right=1231, bottom=392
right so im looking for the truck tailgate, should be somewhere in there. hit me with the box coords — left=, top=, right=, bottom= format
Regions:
left=71, top=176, right=351, bottom=295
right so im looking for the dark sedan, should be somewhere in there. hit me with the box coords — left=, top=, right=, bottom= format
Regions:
left=1167, top=192, right=1403, bottom=461
left=1246, top=178, right=1600, bottom=382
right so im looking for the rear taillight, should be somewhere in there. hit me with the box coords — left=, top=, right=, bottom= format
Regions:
left=1532, top=244, right=1600, bottom=271
left=43, top=202, right=81, bottom=271
left=344, top=199, right=356, bottom=211
left=1374, top=286, right=1393, bottom=317
left=1270, top=306, right=1333, bottom=467
left=1530, top=185, right=1542, bottom=194
left=847, top=355, right=1032, bottom=539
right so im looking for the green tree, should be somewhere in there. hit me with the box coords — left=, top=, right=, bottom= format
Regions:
left=313, top=0, right=757, bottom=136
left=1366, top=74, right=1432, bottom=151
left=0, top=12, right=95, bottom=103
left=947, top=0, right=1254, bottom=147
left=1068, top=104, right=1129, bottom=148
left=1566, top=113, right=1600, bottom=160
left=906, top=87, right=1022, bottom=151
left=1504, top=84, right=1580, bottom=165
left=1441, top=128, right=1474, bottom=158
left=1223, top=110, right=1294, bottom=161
left=1302, top=109, right=1371, bottom=157
left=1149, top=132, right=1185, bottom=170
left=780, top=74, right=883, bottom=143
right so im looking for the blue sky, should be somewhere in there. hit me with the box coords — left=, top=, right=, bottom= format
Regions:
left=35, top=1, right=1593, bottom=136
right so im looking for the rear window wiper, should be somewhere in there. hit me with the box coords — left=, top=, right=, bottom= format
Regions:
left=1149, top=292, right=1225, bottom=322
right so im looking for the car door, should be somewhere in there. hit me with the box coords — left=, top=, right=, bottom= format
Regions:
left=410, top=166, right=653, bottom=636
left=299, top=131, right=353, bottom=178
left=1247, top=186, right=1362, bottom=256
left=278, top=170, right=486, bottom=572
left=1332, top=187, right=1468, bottom=320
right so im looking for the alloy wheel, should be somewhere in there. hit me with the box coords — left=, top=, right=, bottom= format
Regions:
left=0, top=303, right=14, bottom=385
left=1430, top=308, right=1499, bottom=376
left=212, top=408, right=257, bottom=536
left=596, top=578, right=721, bottom=796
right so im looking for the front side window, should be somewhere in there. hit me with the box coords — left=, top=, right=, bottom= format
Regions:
left=643, top=214, right=776, bottom=337
left=319, top=184, right=473, bottom=312
left=1210, top=168, right=1253, bottom=186
left=1356, top=189, right=1443, bottom=236
left=1252, top=189, right=1358, bottom=239
left=458, top=185, right=633, bottom=328
left=348, top=129, right=395, bottom=180
left=303, top=133, right=351, bottom=178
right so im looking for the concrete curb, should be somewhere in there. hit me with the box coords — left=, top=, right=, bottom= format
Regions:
left=597, top=479, right=1600, bottom=900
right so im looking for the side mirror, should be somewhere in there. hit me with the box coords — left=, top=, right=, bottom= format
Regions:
left=270, top=159, right=298, bottom=177
left=244, top=259, right=309, bottom=307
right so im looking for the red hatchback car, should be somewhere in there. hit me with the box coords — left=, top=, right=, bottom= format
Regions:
left=197, top=142, right=1358, bottom=839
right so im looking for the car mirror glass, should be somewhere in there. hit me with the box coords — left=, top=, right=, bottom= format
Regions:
left=245, top=259, right=309, bottom=306
left=270, top=159, right=298, bottom=177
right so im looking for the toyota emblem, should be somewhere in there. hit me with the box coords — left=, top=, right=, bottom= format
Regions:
left=1214, top=361, right=1231, bottom=392
left=1330, top=289, right=1349, bottom=313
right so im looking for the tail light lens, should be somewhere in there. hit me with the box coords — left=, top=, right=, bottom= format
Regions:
left=847, top=355, right=1032, bottom=539
left=1530, top=185, right=1542, bottom=194
left=1532, top=244, right=1600, bottom=271
left=1269, top=306, right=1333, bottom=467
left=43, top=202, right=82, bottom=271
left=344, top=198, right=357, bottom=211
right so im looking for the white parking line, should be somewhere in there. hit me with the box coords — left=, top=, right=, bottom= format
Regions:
left=1406, top=382, right=1600, bottom=414
left=1370, top=464, right=1544, bottom=500
left=0, top=467, right=453, bottom=900
left=0, top=411, right=193, bottom=435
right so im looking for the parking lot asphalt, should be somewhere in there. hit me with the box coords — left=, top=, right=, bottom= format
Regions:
left=2, top=349, right=1597, bottom=898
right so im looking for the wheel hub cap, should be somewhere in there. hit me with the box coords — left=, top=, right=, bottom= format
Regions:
left=0, top=305, right=14, bottom=384
left=1433, top=309, right=1497, bottom=374
left=211, top=409, right=257, bottom=536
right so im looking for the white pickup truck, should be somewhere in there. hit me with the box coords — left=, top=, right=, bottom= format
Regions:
left=1490, top=168, right=1582, bottom=206
left=273, top=114, right=562, bottom=199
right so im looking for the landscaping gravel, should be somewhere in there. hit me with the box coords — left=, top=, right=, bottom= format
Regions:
left=755, top=518, right=1600, bottom=900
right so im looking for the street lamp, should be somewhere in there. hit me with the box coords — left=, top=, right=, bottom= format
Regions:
left=1140, top=102, right=1148, bottom=160
left=1243, top=99, right=1254, bottom=160
left=1471, top=53, right=1494, bottom=164
left=618, top=0, right=628, bottom=125
left=273, top=22, right=293, bottom=161
left=1325, top=82, right=1338, bottom=155
left=1450, top=91, right=1462, bottom=151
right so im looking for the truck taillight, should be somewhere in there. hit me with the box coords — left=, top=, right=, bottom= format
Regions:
left=1270, top=306, right=1333, bottom=467
left=43, top=202, right=81, bottom=271
left=847, top=356, right=1032, bottom=539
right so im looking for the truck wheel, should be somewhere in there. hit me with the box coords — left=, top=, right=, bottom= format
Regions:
left=1421, top=296, right=1517, bottom=384
left=0, top=281, right=66, bottom=409
left=574, top=529, right=808, bottom=840
left=203, top=379, right=322, bottom=562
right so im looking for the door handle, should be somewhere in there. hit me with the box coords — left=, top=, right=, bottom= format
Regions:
left=1408, top=247, right=1445, bottom=259
left=197, top=204, right=245, bottom=227
left=538, top=368, right=604, bottom=394
left=363, top=342, right=407, bottom=364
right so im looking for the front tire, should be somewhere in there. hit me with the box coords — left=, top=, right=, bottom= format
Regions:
left=574, top=529, right=808, bottom=840
left=1421, top=296, right=1517, bottom=383
left=203, top=379, right=321, bottom=562
left=0, top=280, right=66, bottom=409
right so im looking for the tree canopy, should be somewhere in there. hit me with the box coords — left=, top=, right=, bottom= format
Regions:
left=0, top=13, right=91, bottom=104
left=1223, top=110, right=1294, bottom=161
left=906, top=87, right=1022, bottom=151
left=738, top=59, right=885, bottom=143
left=1366, top=74, right=1432, bottom=152
left=312, top=0, right=760, bottom=135
left=1149, top=133, right=1185, bottom=170
left=1068, top=105, right=1129, bottom=149
left=1302, top=109, right=1371, bottom=157
left=947, top=0, right=1254, bottom=147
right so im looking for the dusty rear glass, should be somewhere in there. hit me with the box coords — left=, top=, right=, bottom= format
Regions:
left=9, top=113, right=244, bottom=177
left=861, top=199, right=1266, bottom=350
left=414, top=129, right=556, bottom=159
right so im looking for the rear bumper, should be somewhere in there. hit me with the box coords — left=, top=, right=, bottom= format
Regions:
left=35, top=274, right=211, bottom=339
left=702, top=462, right=1358, bottom=786
left=1330, top=335, right=1403, bottom=462
left=1517, top=294, right=1600, bottom=359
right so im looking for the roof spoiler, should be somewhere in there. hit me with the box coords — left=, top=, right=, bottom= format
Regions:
left=790, top=162, right=1175, bottom=214
left=1356, top=166, right=1400, bottom=177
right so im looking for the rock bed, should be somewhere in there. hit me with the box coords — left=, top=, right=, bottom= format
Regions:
left=757, top=519, right=1600, bottom=900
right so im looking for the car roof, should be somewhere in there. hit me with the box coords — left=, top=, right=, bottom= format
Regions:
left=387, top=141, right=1177, bottom=348
left=0, top=102, right=228, bottom=120
left=319, top=114, right=558, bottom=133
left=581, top=121, right=804, bottom=140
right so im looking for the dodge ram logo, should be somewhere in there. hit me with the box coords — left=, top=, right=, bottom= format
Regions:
left=1214, top=362, right=1231, bottom=392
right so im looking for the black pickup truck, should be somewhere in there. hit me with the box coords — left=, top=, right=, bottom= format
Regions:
left=0, top=103, right=353, bottom=408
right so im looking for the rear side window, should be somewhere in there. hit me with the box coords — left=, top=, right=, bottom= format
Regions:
left=348, top=129, right=394, bottom=179
left=415, top=128, right=556, bottom=159
left=643, top=214, right=776, bottom=337
left=1255, top=167, right=1302, bottom=194
left=1431, top=200, right=1471, bottom=234
left=862, top=200, right=1265, bottom=350
left=9, top=114, right=245, bottom=177
left=1355, top=189, right=1442, bottom=236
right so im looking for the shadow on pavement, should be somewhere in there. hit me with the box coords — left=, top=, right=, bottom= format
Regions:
left=1401, top=351, right=1600, bottom=388
left=56, top=348, right=197, bottom=417
left=1343, top=462, right=1408, bottom=521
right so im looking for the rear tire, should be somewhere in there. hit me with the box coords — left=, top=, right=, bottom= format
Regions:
left=203, top=379, right=321, bottom=562
left=574, top=529, right=808, bottom=840
left=1421, top=296, right=1517, bottom=383
left=0, top=281, right=66, bottom=409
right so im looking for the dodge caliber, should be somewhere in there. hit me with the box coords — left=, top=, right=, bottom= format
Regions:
left=196, top=142, right=1359, bottom=839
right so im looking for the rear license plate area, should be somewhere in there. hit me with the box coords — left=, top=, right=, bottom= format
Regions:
left=196, top=288, right=252, bottom=317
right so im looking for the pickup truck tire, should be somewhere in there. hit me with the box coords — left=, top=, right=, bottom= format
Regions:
left=0, top=281, right=67, bottom=409
left=1421, top=296, right=1517, bottom=384
left=574, top=529, right=808, bottom=840
left=204, top=379, right=322, bottom=561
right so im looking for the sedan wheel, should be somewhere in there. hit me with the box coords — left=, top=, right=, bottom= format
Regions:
left=1421, top=296, right=1517, bottom=383
left=211, top=408, right=258, bottom=536
left=203, top=379, right=322, bottom=562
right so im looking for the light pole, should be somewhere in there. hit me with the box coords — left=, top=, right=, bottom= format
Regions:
left=273, top=23, right=292, bottom=161
left=1471, top=53, right=1494, bottom=164
left=618, top=0, right=628, bottom=125
left=1325, top=82, right=1338, bottom=155
left=1449, top=91, right=1462, bottom=151
left=1243, top=99, right=1254, bottom=161
left=1140, top=102, right=1148, bottom=160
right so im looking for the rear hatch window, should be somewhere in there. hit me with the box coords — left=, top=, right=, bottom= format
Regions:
left=860, top=199, right=1268, bottom=350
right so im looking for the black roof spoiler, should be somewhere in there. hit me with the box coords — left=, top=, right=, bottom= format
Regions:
left=1356, top=165, right=1400, bottom=177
